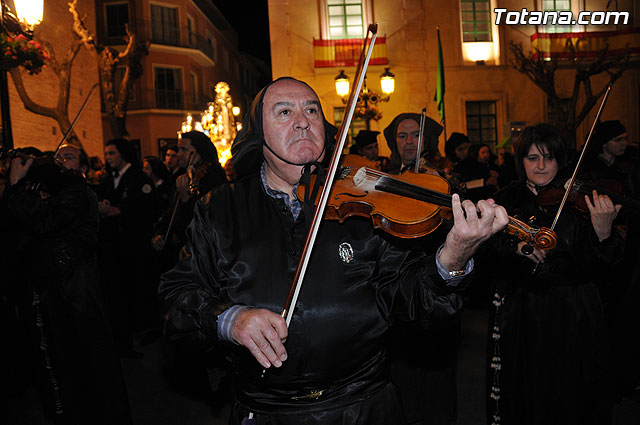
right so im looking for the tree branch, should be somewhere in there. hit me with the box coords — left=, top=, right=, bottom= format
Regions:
left=9, top=68, right=58, bottom=119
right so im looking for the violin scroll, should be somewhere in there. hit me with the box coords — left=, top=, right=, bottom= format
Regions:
left=504, top=216, right=557, bottom=251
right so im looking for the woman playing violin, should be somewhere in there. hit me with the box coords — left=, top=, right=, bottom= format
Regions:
left=486, top=123, right=624, bottom=425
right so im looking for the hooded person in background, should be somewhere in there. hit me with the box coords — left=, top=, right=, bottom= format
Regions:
left=581, top=120, right=636, bottom=186
left=445, top=132, right=471, bottom=167
left=159, top=77, right=508, bottom=425
left=348, top=129, right=390, bottom=171
left=383, top=114, right=461, bottom=425
left=383, top=113, right=446, bottom=174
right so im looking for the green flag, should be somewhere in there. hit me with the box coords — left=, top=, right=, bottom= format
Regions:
left=434, top=27, right=445, bottom=124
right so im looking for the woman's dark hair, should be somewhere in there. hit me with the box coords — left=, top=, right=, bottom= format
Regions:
left=143, top=155, right=170, bottom=180
left=445, top=132, right=470, bottom=163
left=468, top=143, right=491, bottom=162
left=180, top=131, right=227, bottom=182
left=514, top=123, right=567, bottom=180
left=88, top=156, right=103, bottom=170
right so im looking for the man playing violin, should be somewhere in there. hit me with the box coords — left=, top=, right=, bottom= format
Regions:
left=383, top=112, right=451, bottom=175
left=159, top=77, right=509, bottom=425
left=383, top=112, right=462, bottom=425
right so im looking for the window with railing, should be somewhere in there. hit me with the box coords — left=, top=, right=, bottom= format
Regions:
left=327, top=0, right=364, bottom=39
left=150, top=4, right=179, bottom=46
left=466, top=101, right=497, bottom=144
left=542, top=0, right=573, bottom=33
left=186, top=16, right=194, bottom=47
left=206, top=32, right=217, bottom=61
left=105, top=2, right=129, bottom=38
left=154, top=67, right=183, bottom=109
left=460, top=0, right=492, bottom=42
left=190, top=72, right=198, bottom=106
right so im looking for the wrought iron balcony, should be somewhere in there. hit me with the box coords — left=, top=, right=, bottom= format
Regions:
left=127, top=90, right=210, bottom=111
left=104, top=19, right=216, bottom=61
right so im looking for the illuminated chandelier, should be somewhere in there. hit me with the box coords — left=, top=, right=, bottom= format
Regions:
left=180, top=81, right=242, bottom=166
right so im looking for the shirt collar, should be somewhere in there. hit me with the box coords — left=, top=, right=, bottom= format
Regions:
left=260, top=163, right=301, bottom=220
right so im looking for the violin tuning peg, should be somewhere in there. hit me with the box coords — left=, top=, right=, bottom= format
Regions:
left=527, top=216, right=536, bottom=225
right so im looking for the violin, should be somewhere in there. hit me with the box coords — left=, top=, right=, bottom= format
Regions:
left=537, top=178, right=640, bottom=214
left=3, top=149, right=85, bottom=193
left=187, top=160, right=212, bottom=197
left=299, top=154, right=557, bottom=250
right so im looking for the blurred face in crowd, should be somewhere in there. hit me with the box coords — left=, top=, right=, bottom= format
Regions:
left=358, top=142, right=379, bottom=161
left=165, top=148, right=179, bottom=170
left=177, top=138, right=201, bottom=168
left=143, top=160, right=153, bottom=179
left=477, top=146, right=491, bottom=164
left=55, top=145, right=85, bottom=173
left=602, top=133, right=628, bottom=158
left=396, top=119, right=421, bottom=165
left=104, top=144, right=125, bottom=171
left=523, top=144, right=558, bottom=188
left=455, top=142, right=470, bottom=161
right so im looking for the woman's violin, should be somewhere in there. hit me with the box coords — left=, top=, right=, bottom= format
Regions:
left=299, top=154, right=557, bottom=250
left=537, top=178, right=640, bottom=214
left=187, top=160, right=211, bottom=197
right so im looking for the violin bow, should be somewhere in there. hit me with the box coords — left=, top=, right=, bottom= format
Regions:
left=549, top=83, right=613, bottom=231
left=530, top=83, right=613, bottom=273
left=163, top=150, right=196, bottom=247
left=281, top=24, right=379, bottom=327
left=414, top=108, right=427, bottom=173
left=53, top=83, right=99, bottom=155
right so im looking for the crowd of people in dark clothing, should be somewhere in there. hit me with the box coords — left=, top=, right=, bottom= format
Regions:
left=0, top=102, right=638, bottom=425
left=0, top=132, right=228, bottom=425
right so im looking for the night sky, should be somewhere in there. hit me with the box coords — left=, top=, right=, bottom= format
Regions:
left=212, top=0, right=272, bottom=67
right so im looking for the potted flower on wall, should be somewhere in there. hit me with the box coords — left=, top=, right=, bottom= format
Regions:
left=0, top=33, right=48, bottom=74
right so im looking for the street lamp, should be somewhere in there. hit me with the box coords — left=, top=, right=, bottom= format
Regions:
left=13, top=0, right=43, bottom=29
left=0, top=0, right=44, bottom=149
left=335, top=67, right=395, bottom=130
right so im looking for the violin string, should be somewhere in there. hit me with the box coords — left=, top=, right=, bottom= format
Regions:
left=356, top=166, right=551, bottom=249
left=575, top=180, right=640, bottom=209
left=360, top=168, right=452, bottom=205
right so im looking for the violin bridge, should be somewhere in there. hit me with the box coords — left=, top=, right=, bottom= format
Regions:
left=353, top=167, right=367, bottom=187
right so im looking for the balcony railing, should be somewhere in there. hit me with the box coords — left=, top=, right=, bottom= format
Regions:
left=531, top=28, right=640, bottom=60
left=313, top=37, right=388, bottom=67
left=128, top=90, right=210, bottom=111
left=104, top=19, right=216, bottom=61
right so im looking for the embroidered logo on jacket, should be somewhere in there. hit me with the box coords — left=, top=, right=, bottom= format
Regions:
left=338, top=242, right=354, bottom=264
